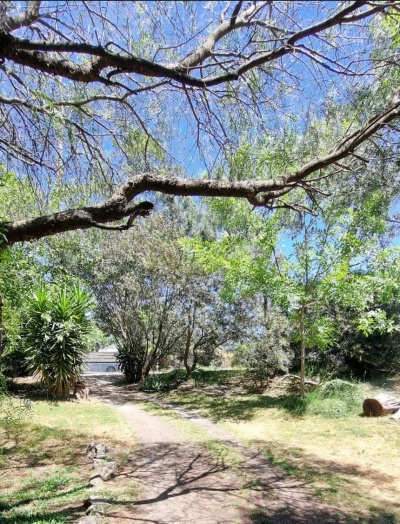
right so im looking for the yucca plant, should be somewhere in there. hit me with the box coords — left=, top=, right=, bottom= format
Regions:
left=23, top=283, right=93, bottom=399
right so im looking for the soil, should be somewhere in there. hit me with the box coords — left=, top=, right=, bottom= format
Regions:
left=82, top=374, right=347, bottom=524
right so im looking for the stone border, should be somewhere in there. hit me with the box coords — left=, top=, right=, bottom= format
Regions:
left=77, top=443, right=119, bottom=523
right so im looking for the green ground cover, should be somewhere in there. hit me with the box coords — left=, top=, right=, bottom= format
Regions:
left=0, top=400, right=134, bottom=524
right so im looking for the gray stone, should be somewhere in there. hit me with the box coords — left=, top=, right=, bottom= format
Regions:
left=94, top=443, right=107, bottom=454
left=86, top=443, right=96, bottom=459
left=89, top=495, right=111, bottom=503
left=92, top=458, right=105, bottom=468
left=88, top=474, right=104, bottom=488
left=87, top=497, right=112, bottom=514
left=99, top=461, right=118, bottom=481
left=78, top=516, right=97, bottom=524
left=86, top=442, right=95, bottom=453
left=86, top=442, right=112, bottom=460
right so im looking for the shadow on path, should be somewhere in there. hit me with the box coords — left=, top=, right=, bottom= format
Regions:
left=84, top=374, right=393, bottom=524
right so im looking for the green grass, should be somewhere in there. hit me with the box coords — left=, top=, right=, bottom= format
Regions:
left=0, top=400, right=134, bottom=523
left=0, top=466, right=88, bottom=524
left=152, top=375, right=400, bottom=523
left=141, top=368, right=243, bottom=392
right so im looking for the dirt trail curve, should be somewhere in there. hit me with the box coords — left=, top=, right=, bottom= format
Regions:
left=84, top=374, right=346, bottom=524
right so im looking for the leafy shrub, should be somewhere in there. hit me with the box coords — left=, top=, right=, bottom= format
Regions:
left=23, top=283, right=93, bottom=399
left=0, top=372, right=32, bottom=441
left=304, top=380, right=363, bottom=418
left=282, top=394, right=309, bottom=416
left=116, top=342, right=144, bottom=384
left=233, top=311, right=292, bottom=386
left=319, top=379, right=362, bottom=404
left=192, top=368, right=242, bottom=387
left=140, top=369, right=186, bottom=392
left=140, top=375, right=171, bottom=392
left=282, top=379, right=363, bottom=418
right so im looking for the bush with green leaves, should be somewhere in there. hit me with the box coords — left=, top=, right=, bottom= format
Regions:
left=234, top=310, right=292, bottom=387
left=116, top=341, right=145, bottom=384
left=0, top=372, right=32, bottom=442
left=23, top=283, right=93, bottom=399
left=319, top=379, right=358, bottom=398
left=308, top=398, right=350, bottom=419
left=305, top=380, right=363, bottom=419
left=281, top=379, right=364, bottom=418
left=139, top=369, right=186, bottom=392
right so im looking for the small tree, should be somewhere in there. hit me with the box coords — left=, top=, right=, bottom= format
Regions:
left=234, top=306, right=292, bottom=388
left=23, top=283, right=93, bottom=399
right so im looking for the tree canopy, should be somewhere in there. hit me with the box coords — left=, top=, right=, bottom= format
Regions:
left=1, top=1, right=400, bottom=245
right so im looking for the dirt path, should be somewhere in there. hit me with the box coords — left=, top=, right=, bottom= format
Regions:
left=83, top=374, right=346, bottom=524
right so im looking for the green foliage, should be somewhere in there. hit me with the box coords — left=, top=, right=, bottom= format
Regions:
left=191, top=368, right=242, bottom=387
left=233, top=310, right=292, bottom=384
left=0, top=372, right=32, bottom=442
left=22, top=283, right=93, bottom=399
left=0, top=469, right=87, bottom=523
left=0, top=220, right=7, bottom=246
left=140, top=369, right=186, bottom=392
left=285, top=380, right=364, bottom=419
left=307, top=398, right=350, bottom=419
left=273, top=379, right=364, bottom=418
left=319, top=379, right=357, bottom=398
left=0, top=246, right=52, bottom=376
left=140, top=368, right=243, bottom=391
left=116, top=341, right=145, bottom=384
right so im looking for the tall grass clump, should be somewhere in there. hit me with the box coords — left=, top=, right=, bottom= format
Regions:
left=283, top=380, right=363, bottom=418
left=307, top=379, right=363, bottom=418
left=140, top=369, right=187, bottom=392
left=140, top=368, right=243, bottom=392
left=192, top=368, right=242, bottom=387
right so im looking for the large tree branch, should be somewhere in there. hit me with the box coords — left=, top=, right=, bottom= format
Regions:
left=5, top=100, right=400, bottom=246
left=0, top=1, right=42, bottom=32
left=0, top=1, right=391, bottom=88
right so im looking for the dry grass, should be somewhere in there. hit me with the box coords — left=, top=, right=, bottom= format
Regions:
left=0, top=399, right=135, bottom=524
left=158, top=377, right=400, bottom=523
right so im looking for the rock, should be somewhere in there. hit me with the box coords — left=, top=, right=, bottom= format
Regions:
left=86, top=496, right=112, bottom=514
left=94, top=443, right=108, bottom=454
left=86, top=442, right=95, bottom=453
left=78, top=516, right=97, bottom=524
left=99, top=461, right=118, bottom=481
left=88, top=474, right=103, bottom=488
left=86, top=443, right=113, bottom=460
left=86, top=443, right=96, bottom=458
left=92, top=458, right=105, bottom=469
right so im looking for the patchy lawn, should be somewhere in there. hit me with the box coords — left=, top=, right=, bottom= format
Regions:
left=148, top=376, right=400, bottom=523
left=0, top=399, right=135, bottom=524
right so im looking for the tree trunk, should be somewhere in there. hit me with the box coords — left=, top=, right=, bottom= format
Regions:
left=299, top=301, right=306, bottom=397
left=183, top=327, right=193, bottom=380
left=363, top=394, right=400, bottom=417
left=0, top=293, right=3, bottom=367
left=142, top=359, right=153, bottom=382
left=190, top=356, right=197, bottom=376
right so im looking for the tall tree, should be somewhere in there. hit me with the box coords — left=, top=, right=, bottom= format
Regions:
left=66, top=213, right=242, bottom=382
left=1, top=2, right=400, bottom=245
left=189, top=183, right=400, bottom=393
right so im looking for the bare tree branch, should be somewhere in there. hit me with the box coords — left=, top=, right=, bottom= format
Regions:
left=0, top=1, right=42, bottom=32
left=1, top=1, right=400, bottom=250
left=0, top=1, right=389, bottom=88
left=5, top=99, right=400, bottom=246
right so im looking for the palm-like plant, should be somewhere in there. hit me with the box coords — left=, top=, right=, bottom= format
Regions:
left=23, top=283, right=93, bottom=399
